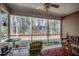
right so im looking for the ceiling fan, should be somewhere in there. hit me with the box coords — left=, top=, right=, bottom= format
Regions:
left=43, top=3, right=60, bottom=11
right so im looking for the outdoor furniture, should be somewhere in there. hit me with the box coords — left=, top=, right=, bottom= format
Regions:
left=6, top=38, right=21, bottom=47
left=15, top=44, right=21, bottom=52
left=0, top=46, right=13, bottom=56
left=62, top=38, right=72, bottom=56
left=29, top=41, right=43, bottom=56
left=41, top=47, right=73, bottom=56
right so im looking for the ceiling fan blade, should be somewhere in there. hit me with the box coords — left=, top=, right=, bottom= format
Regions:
left=50, top=3, right=59, bottom=8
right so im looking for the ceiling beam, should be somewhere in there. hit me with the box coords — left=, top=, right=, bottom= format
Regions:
left=11, top=11, right=61, bottom=20
left=0, top=3, right=10, bottom=14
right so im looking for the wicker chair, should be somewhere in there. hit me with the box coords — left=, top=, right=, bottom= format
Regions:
left=29, top=41, right=43, bottom=56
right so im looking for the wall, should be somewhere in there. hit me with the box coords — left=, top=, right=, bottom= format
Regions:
left=62, top=11, right=79, bottom=36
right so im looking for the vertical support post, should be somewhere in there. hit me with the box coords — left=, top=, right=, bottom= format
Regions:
left=47, top=19, right=49, bottom=45
left=61, top=17, right=64, bottom=46
left=60, top=19, right=62, bottom=39
left=0, top=10, right=1, bottom=42
left=30, top=17, right=33, bottom=42
left=8, top=14, right=10, bottom=40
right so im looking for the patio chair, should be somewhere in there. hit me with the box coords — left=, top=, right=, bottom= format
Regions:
left=29, top=41, right=43, bottom=56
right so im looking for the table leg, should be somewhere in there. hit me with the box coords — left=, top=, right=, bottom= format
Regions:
left=13, top=42, right=15, bottom=47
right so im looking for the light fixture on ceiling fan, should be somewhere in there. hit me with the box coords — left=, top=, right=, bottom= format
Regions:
left=43, top=3, right=60, bottom=12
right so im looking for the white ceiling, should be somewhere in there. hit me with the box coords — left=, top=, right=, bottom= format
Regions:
left=6, top=3, right=79, bottom=17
